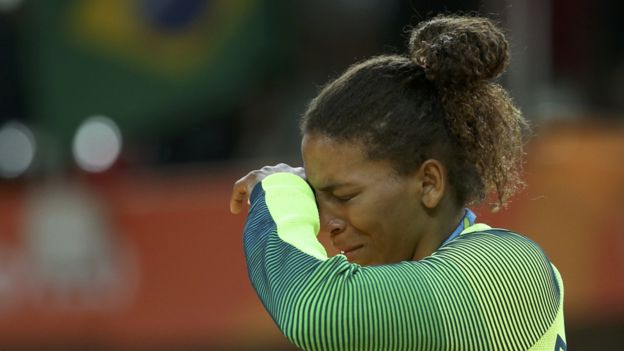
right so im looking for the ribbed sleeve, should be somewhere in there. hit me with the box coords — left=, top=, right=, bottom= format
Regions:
left=243, top=173, right=565, bottom=351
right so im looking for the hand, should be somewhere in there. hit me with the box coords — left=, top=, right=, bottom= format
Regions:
left=229, top=163, right=306, bottom=214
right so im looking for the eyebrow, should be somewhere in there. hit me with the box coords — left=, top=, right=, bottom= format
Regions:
left=315, top=182, right=353, bottom=192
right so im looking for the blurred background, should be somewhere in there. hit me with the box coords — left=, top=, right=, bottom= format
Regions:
left=0, top=0, right=622, bottom=349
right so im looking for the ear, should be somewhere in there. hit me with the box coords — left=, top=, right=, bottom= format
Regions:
left=418, top=159, right=445, bottom=209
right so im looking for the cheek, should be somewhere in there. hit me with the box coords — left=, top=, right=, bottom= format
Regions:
left=358, top=189, right=421, bottom=248
left=349, top=189, right=409, bottom=236
left=347, top=201, right=385, bottom=234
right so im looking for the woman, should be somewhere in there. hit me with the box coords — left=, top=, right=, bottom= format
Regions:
left=230, top=15, right=566, bottom=350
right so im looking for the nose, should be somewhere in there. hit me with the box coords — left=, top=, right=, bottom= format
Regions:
left=326, top=218, right=347, bottom=237
left=318, top=204, right=347, bottom=237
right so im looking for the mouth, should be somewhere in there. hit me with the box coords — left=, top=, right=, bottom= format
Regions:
left=338, top=244, right=364, bottom=261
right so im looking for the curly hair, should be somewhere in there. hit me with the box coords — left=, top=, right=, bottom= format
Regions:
left=300, top=15, right=529, bottom=211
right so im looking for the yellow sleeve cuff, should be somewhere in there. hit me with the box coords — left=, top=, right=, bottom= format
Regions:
left=261, top=173, right=328, bottom=260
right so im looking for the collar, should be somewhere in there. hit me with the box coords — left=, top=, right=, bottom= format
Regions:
left=440, top=208, right=476, bottom=247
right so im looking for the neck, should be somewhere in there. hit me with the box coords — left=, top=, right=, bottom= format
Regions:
left=412, top=204, right=464, bottom=260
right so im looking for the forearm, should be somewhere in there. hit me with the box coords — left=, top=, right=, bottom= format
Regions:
left=241, top=173, right=561, bottom=351
left=242, top=173, right=428, bottom=349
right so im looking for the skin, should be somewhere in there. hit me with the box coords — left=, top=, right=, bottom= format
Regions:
left=230, top=133, right=465, bottom=266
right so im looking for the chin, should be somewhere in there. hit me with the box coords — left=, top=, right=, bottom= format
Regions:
left=354, top=255, right=404, bottom=266
left=349, top=256, right=380, bottom=266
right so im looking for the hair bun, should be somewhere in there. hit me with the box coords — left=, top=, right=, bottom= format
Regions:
left=409, top=15, right=509, bottom=87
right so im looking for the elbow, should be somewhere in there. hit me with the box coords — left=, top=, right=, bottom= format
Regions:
left=276, top=301, right=348, bottom=351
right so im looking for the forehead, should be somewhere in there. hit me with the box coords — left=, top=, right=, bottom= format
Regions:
left=301, top=134, right=394, bottom=187
left=302, top=134, right=363, bottom=169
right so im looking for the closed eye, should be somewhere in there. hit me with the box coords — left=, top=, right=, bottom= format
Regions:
left=334, top=193, right=357, bottom=202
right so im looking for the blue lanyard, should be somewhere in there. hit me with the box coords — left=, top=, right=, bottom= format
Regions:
left=440, top=208, right=476, bottom=247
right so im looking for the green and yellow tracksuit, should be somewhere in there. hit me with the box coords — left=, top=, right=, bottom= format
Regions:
left=243, top=173, right=566, bottom=350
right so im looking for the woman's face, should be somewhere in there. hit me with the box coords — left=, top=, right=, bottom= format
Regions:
left=301, top=133, right=426, bottom=266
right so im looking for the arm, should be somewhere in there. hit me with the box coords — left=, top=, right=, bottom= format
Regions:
left=243, top=173, right=561, bottom=350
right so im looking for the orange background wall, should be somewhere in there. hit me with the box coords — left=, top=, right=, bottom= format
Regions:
left=0, top=122, right=622, bottom=349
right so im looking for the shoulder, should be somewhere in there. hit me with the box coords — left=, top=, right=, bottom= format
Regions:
left=430, top=228, right=562, bottom=342
left=441, top=228, right=550, bottom=263
left=432, top=228, right=560, bottom=295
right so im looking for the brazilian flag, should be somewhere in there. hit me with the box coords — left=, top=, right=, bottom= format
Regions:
left=21, top=0, right=290, bottom=163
